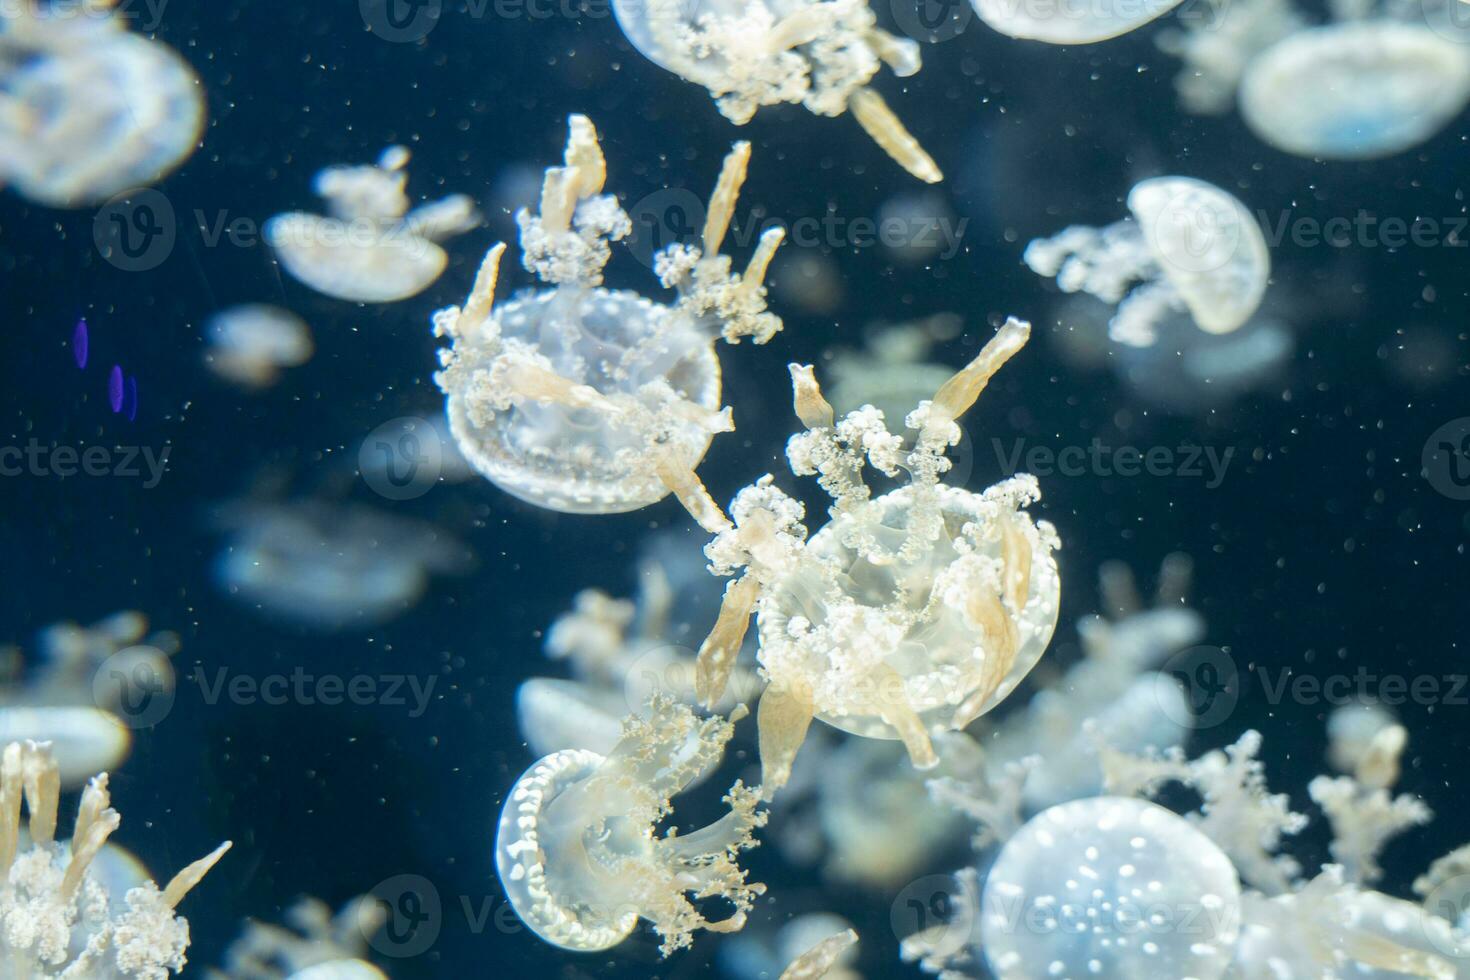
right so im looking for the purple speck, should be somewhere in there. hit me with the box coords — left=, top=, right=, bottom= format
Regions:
left=125, top=376, right=138, bottom=422
left=73, top=319, right=88, bottom=369
left=108, top=365, right=124, bottom=413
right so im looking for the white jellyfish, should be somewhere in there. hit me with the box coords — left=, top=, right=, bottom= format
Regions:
left=495, top=696, right=766, bottom=956
left=610, top=0, right=941, bottom=182
left=0, top=611, right=179, bottom=787
left=978, top=796, right=1242, bottom=980
left=972, top=0, right=1186, bottom=44
left=205, top=305, right=314, bottom=388
left=267, top=146, right=480, bottom=303
left=0, top=740, right=231, bottom=978
left=433, top=114, right=786, bottom=515
left=1024, top=176, right=1270, bottom=347
left=212, top=896, right=387, bottom=980
left=211, top=500, right=471, bottom=629
left=721, top=911, right=860, bottom=980
left=0, top=0, right=205, bottom=207
left=1239, top=22, right=1470, bottom=160
left=655, top=318, right=1061, bottom=797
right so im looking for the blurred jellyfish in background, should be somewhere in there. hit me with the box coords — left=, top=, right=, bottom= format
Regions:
left=210, top=499, right=472, bottom=630
left=267, top=146, right=481, bottom=303
left=211, top=896, right=388, bottom=980
left=1382, top=325, right=1463, bottom=391
left=0, top=611, right=178, bottom=786
left=609, top=0, right=941, bottom=182
left=660, top=320, right=1061, bottom=798
left=204, top=305, right=315, bottom=389
left=1025, top=176, right=1270, bottom=347
left=876, top=191, right=962, bottom=266
left=973, top=0, right=1185, bottom=43
left=905, top=709, right=1470, bottom=979
left=1160, top=0, right=1470, bottom=159
left=770, top=250, right=845, bottom=317
left=516, top=540, right=758, bottom=759
left=434, top=115, right=786, bottom=515
left=0, top=0, right=205, bottom=207
left=0, top=740, right=231, bottom=978
left=826, top=314, right=962, bottom=421
left=496, top=697, right=766, bottom=956
left=722, top=911, right=861, bottom=980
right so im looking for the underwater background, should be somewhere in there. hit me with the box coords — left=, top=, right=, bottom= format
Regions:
left=1, top=0, right=1469, bottom=975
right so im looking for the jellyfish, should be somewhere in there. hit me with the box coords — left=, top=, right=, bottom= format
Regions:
left=721, top=911, right=860, bottom=980
left=495, top=696, right=767, bottom=955
left=0, top=740, right=230, bottom=978
left=210, top=499, right=471, bottom=629
left=609, top=0, right=940, bottom=182
left=0, top=611, right=179, bottom=787
left=1238, top=22, right=1470, bottom=160
left=266, top=146, right=480, bottom=303
left=433, top=114, right=786, bottom=515
left=971, top=0, right=1186, bottom=44
left=825, top=313, right=962, bottom=423
left=212, top=896, right=387, bottom=980
left=1024, top=176, right=1270, bottom=347
left=205, top=306, right=314, bottom=389
left=654, top=318, right=1060, bottom=797
left=978, top=796, right=1242, bottom=980
left=0, top=0, right=205, bottom=207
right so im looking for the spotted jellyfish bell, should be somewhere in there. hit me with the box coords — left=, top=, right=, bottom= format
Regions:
left=495, top=696, right=767, bottom=956
left=658, top=318, right=1061, bottom=797
left=972, top=0, right=1186, bottom=44
left=1024, top=175, right=1270, bottom=347
left=0, top=0, right=206, bottom=207
left=266, top=145, right=481, bottom=303
left=977, top=796, right=1242, bottom=980
left=1239, top=21, right=1470, bottom=160
left=610, top=0, right=941, bottom=182
left=433, top=114, right=786, bottom=515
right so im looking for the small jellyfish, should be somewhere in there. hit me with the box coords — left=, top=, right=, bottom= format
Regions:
left=1239, top=22, right=1470, bottom=160
left=977, top=797, right=1242, bottom=980
left=658, top=318, right=1061, bottom=796
left=434, top=115, right=786, bottom=514
left=495, top=697, right=766, bottom=956
left=0, top=740, right=231, bottom=977
left=972, top=0, right=1185, bottom=44
left=1024, top=176, right=1270, bottom=347
left=213, top=895, right=388, bottom=980
left=610, top=0, right=941, bottom=181
left=0, top=0, right=206, bottom=207
left=267, top=146, right=481, bottom=303
left=205, top=305, right=315, bottom=388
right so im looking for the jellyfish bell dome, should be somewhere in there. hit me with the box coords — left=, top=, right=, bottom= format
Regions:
left=972, top=0, right=1186, bottom=44
left=445, top=288, right=724, bottom=514
left=758, top=480, right=1061, bottom=744
left=979, top=796, right=1242, bottom=980
left=1238, top=22, right=1470, bottom=160
left=266, top=212, right=455, bottom=304
left=1125, top=176, right=1270, bottom=336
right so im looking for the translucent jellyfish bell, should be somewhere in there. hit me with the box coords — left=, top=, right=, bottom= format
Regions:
left=659, top=319, right=1061, bottom=796
left=1025, top=176, right=1270, bottom=347
left=610, top=0, right=941, bottom=181
left=267, top=146, right=480, bottom=303
left=434, top=115, right=786, bottom=514
left=495, top=697, right=766, bottom=956
left=979, top=796, right=1242, bottom=980
left=1239, top=22, right=1470, bottom=160
left=0, top=0, right=206, bottom=207
left=205, top=304, right=314, bottom=388
left=972, top=0, right=1185, bottom=44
